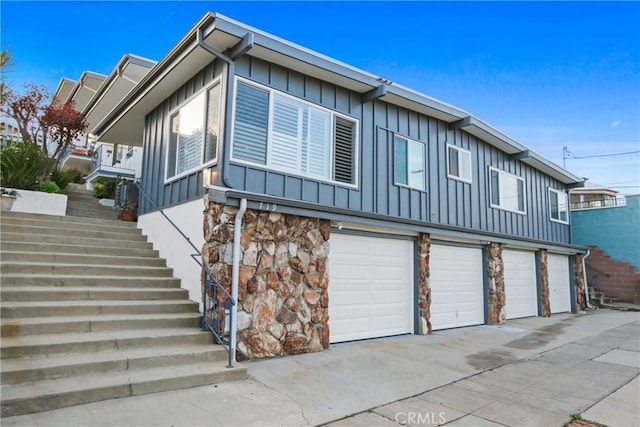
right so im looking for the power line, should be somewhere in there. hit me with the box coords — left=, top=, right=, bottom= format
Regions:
left=572, top=150, right=640, bottom=159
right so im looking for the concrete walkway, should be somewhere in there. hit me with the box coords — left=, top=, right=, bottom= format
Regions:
left=3, top=309, right=638, bottom=427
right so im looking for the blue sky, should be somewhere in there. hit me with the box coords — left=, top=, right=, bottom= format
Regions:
left=2, top=1, right=639, bottom=193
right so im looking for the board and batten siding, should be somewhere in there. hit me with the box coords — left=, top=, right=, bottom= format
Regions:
left=141, top=55, right=570, bottom=244
left=139, top=60, right=225, bottom=214
left=226, top=56, right=570, bottom=244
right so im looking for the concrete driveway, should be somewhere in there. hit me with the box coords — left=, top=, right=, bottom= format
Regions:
left=3, top=309, right=638, bottom=427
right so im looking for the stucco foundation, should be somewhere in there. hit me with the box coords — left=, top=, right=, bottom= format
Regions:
left=203, top=202, right=330, bottom=359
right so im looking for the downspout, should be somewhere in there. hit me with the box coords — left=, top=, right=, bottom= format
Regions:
left=196, top=29, right=253, bottom=360
left=196, top=29, right=237, bottom=189
left=582, top=249, right=593, bottom=309
left=230, top=198, right=247, bottom=362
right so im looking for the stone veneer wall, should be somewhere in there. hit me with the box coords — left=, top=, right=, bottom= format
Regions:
left=538, top=249, right=551, bottom=317
left=417, top=233, right=431, bottom=334
left=487, top=242, right=506, bottom=324
left=574, top=253, right=585, bottom=310
left=202, top=202, right=331, bottom=359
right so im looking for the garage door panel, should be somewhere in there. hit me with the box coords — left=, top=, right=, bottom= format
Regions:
left=430, top=244, right=485, bottom=330
left=503, top=250, right=538, bottom=319
left=329, top=234, right=413, bottom=343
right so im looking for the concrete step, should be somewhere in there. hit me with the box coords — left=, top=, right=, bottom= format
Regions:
left=1, top=262, right=174, bottom=278
left=0, top=214, right=136, bottom=233
left=2, top=300, right=199, bottom=319
left=65, top=192, right=97, bottom=200
left=1, top=232, right=153, bottom=249
left=0, top=361, right=245, bottom=417
left=0, top=274, right=181, bottom=288
left=66, top=197, right=113, bottom=206
left=66, top=209, right=118, bottom=220
left=1, top=313, right=202, bottom=336
left=0, top=251, right=166, bottom=267
left=0, top=242, right=159, bottom=258
left=1, top=344, right=226, bottom=384
left=0, top=210, right=130, bottom=228
left=1, top=327, right=212, bottom=359
left=0, top=224, right=146, bottom=241
left=1, top=286, right=188, bottom=302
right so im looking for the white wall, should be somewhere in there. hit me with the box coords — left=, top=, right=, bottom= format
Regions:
left=120, top=146, right=143, bottom=178
left=10, top=189, right=67, bottom=216
left=137, top=198, right=206, bottom=306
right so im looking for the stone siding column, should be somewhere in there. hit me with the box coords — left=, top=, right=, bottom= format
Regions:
left=487, top=242, right=506, bottom=324
left=539, top=249, right=551, bottom=317
left=203, top=201, right=331, bottom=359
left=574, top=253, right=585, bottom=310
left=418, top=233, right=431, bottom=334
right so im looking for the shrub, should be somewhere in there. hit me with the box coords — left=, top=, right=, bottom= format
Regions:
left=50, top=168, right=73, bottom=191
left=39, top=180, right=62, bottom=194
left=92, top=182, right=107, bottom=198
left=65, top=168, right=85, bottom=183
left=0, top=142, right=48, bottom=190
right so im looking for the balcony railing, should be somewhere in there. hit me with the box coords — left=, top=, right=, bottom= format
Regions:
left=61, top=144, right=93, bottom=162
left=571, top=196, right=627, bottom=210
left=89, top=144, right=135, bottom=178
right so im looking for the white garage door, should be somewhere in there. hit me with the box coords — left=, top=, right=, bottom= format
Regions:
left=503, top=249, right=538, bottom=319
left=430, top=244, right=484, bottom=330
left=329, top=234, right=414, bottom=343
left=548, top=254, right=572, bottom=313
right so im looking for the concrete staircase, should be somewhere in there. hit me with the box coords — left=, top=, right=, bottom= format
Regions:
left=0, top=210, right=246, bottom=417
left=585, top=245, right=640, bottom=304
left=64, top=183, right=118, bottom=220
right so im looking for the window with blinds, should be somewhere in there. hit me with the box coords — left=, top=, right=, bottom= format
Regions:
left=166, top=82, right=221, bottom=180
left=232, top=80, right=357, bottom=186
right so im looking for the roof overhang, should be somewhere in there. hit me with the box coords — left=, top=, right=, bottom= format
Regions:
left=68, top=71, right=107, bottom=112
left=84, top=54, right=156, bottom=134
left=510, top=150, right=584, bottom=186
left=570, top=185, right=618, bottom=196
left=93, top=12, right=585, bottom=186
left=52, top=78, right=76, bottom=105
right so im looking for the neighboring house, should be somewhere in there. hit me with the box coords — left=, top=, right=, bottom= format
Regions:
left=54, top=72, right=106, bottom=175
left=571, top=186, right=640, bottom=303
left=570, top=182, right=626, bottom=210
left=93, top=12, right=587, bottom=359
left=0, top=114, right=45, bottom=148
left=54, top=55, right=156, bottom=188
left=0, top=116, right=23, bottom=144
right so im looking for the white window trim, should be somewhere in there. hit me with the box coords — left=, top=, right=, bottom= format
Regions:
left=447, top=144, right=472, bottom=184
left=549, top=188, right=569, bottom=224
left=164, top=79, right=221, bottom=184
left=393, top=134, right=426, bottom=191
left=489, top=166, right=527, bottom=215
left=230, top=77, right=360, bottom=189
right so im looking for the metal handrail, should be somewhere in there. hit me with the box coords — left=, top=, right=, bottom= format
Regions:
left=133, top=180, right=235, bottom=368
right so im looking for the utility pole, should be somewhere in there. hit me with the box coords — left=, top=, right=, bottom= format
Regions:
left=562, top=146, right=571, bottom=168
